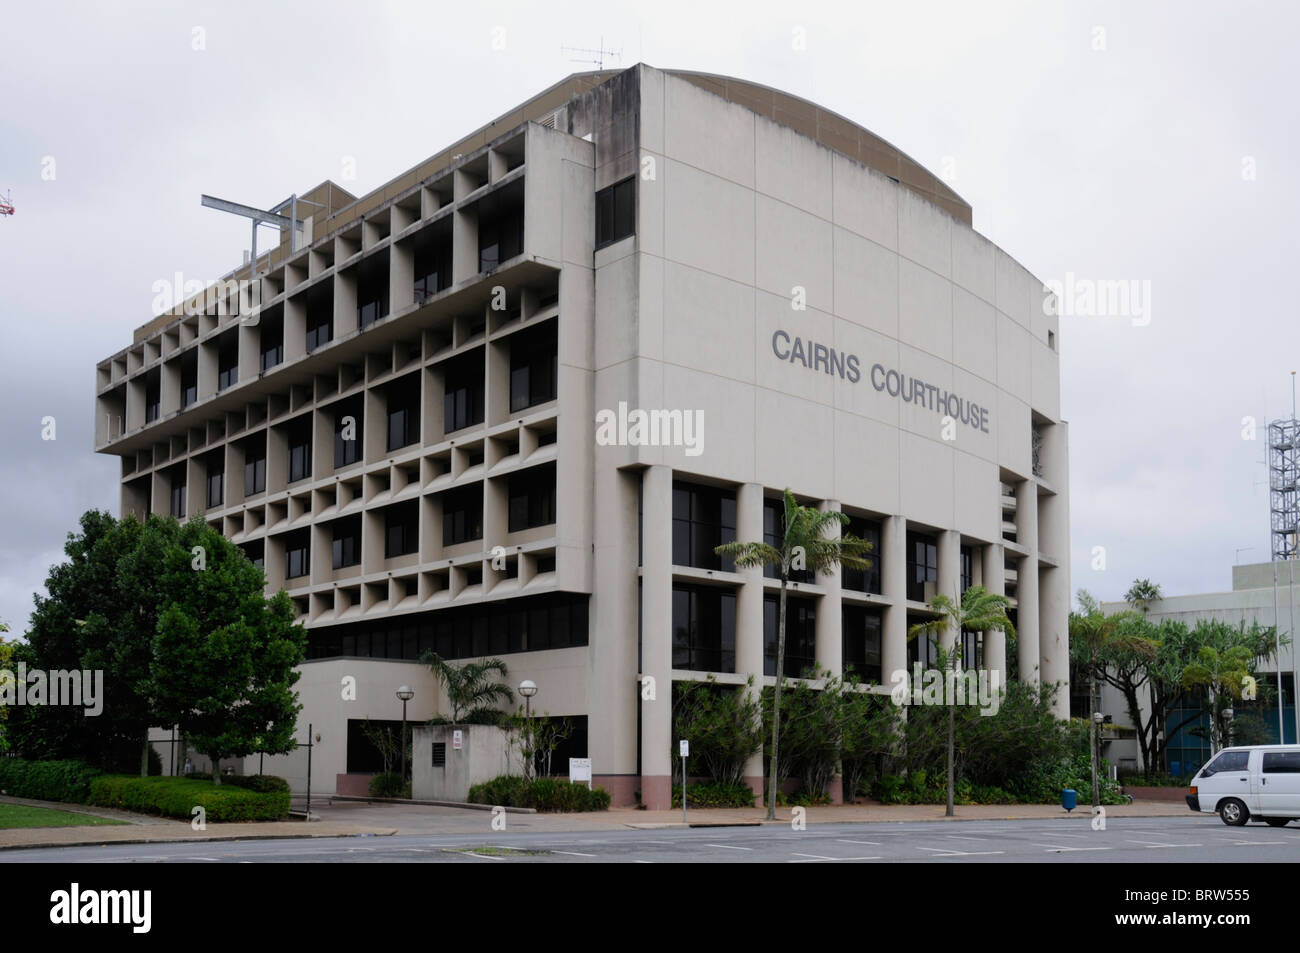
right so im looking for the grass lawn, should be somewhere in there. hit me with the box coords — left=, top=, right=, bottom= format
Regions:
left=0, top=802, right=127, bottom=830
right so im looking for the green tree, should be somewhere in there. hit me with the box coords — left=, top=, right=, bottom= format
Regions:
left=1069, top=590, right=1153, bottom=805
left=1181, top=641, right=1256, bottom=754
left=421, top=653, right=513, bottom=725
left=20, top=511, right=171, bottom=772
left=149, top=519, right=307, bottom=782
left=671, top=676, right=763, bottom=787
left=908, top=585, right=1016, bottom=817
left=715, top=489, right=872, bottom=820
left=762, top=669, right=843, bottom=800
left=837, top=677, right=899, bottom=803
left=0, top=622, right=12, bottom=752
left=1125, top=579, right=1163, bottom=613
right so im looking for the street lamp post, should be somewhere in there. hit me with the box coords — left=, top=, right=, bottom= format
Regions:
left=1091, top=710, right=1104, bottom=808
left=518, top=679, right=538, bottom=781
left=1223, top=706, right=1235, bottom=753
left=396, top=686, right=414, bottom=787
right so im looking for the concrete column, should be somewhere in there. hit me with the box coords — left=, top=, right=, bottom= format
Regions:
left=588, top=466, right=640, bottom=806
left=936, top=529, right=961, bottom=651
left=1039, top=563, right=1070, bottom=718
left=982, top=543, right=1007, bottom=683
left=881, top=515, right=908, bottom=683
left=639, top=464, right=673, bottom=810
left=816, top=500, right=843, bottom=676
left=1015, top=479, right=1040, bottom=686
left=735, top=482, right=766, bottom=800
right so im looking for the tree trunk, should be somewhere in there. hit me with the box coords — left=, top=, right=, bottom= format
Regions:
left=211, top=756, right=221, bottom=784
left=767, top=578, right=788, bottom=821
left=946, top=693, right=955, bottom=817
left=140, top=735, right=150, bottom=778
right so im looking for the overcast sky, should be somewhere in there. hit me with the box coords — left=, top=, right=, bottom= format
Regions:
left=2, top=0, right=1296, bottom=633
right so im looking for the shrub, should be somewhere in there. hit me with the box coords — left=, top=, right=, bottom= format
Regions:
left=466, top=775, right=609, bottom=812
left=223, top=774, right=291, bottom=794
left=0, top=758, right=102, bottom=803
left=368, top=773, right=411, bottom=799
left=87, top=775, right=289, bottom=821
left=671, top=781, right=755, bottom=808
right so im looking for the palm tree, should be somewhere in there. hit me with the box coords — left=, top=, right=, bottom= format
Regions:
left=1069, top=591, right=1154, bottom=806
left=715, top=489, right=873, bottom=820
left=1124, top=579, right=1163, bottom=614
left=420, top=652, right=514, bottom=724
left=1182, top=644, right=1254, bottom=755
left=908, top=585, right=1016, bottom=817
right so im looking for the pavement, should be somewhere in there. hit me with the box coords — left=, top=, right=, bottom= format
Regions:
left=0, top=793, right=1193, bottom=851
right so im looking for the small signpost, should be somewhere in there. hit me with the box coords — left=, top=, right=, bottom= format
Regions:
left=679, top=739, right=689, bottom=823
left=452, top=729, right=463, bottom=751
left=569, top=757, right=593, bottom=790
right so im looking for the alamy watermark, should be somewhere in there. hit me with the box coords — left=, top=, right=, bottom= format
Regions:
left=0, top=664, right=104, bottom=716
left=1043, top=272, right=1151, bottom=327
left=889, top=663, right=1002, bottom=716
left=595, top=401, right=704, bottom=457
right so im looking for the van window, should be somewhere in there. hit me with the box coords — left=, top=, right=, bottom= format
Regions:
left=1201, top=750, right=1249, bottom=775
left=1262, top=751, right=1300, bottom=774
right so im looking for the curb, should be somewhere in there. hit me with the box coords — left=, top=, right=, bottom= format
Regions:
left=327, top=795, right=536, bottom=814
left=0, top=828, right=399, bottom=852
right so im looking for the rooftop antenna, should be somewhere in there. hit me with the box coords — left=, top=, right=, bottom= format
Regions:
left=0, top=189, right=13, bottom=216
left=560, top=37, right=622, bottom=71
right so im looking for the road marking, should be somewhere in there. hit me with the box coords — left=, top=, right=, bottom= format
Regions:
left=916, top=846, right=1006, bottom=856
left=1124, top=839, right=1201, bottom=848
left=551, top=850, right=596, bottom=858
left=1035, top=845, right=1111, bottom=852
left=790, top=852, right=881, bottom=863
left=945, top=835, right=986, bottom=842
left=459, top=851, right=505, bottom=861
left=704, top=843, right=752, bottom=851
left=835, top=839, right=881, bottom=846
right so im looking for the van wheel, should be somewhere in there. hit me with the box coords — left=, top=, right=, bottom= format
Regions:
left=1264, top=817, right=1292, bottom=828
left=1219, top=799, right=1249, bottom=826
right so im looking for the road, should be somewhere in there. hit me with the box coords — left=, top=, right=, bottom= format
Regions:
left=5, top=814, right=1298, bottom=863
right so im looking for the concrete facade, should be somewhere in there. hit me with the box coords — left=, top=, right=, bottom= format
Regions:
left=95, top=64, right=1070, bottom=808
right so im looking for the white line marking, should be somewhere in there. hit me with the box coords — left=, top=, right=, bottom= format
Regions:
left=460, top=851, right=504, bottom=861
left=704, top=843, right=752, bottom=851
left=551, top=850, right=596, bottom=858
left=835, top=839, right=881, bottom=846
left=945, top=835, right=986, bottom=842
left=790, top=852, right=881, bottom=863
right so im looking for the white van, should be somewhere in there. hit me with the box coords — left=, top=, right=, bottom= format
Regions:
left=1187, top=744, right=1300, bottom=826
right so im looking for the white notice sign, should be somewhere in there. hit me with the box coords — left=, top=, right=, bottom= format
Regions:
left=569, top=757, right=592, bottom=783
left=453, top=729, right=463, bottom=750
left=679, top=739, right=689, bottom=758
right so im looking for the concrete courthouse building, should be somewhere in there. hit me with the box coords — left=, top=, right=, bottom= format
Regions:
left=94, top=65, right=1070, bottom=807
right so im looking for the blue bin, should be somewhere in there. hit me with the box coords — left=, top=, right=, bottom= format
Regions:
left=1061, top=788, right=1077, bottom=812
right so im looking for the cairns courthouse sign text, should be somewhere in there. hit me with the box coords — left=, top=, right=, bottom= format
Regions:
left=771, top=330, right=992, bottom=433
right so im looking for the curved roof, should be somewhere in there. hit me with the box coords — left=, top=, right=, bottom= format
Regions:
left=662, top=69, right=971, bottom=225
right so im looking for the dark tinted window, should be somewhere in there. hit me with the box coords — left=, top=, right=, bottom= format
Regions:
left=442, top=485, right=483, bottom=546
left=672, top=584, right=736, bottom=673
left=842, top=605, right=883, bottom=683
left=842, top=516, right=881, bottom=594
left=386, top=375, right=420, bottom=452
left=145, top=368, right=161, bottom=423
left=217, top=331, right=239, bottom=391
left=509, top=321, right=558, bottom=412
left=1203, top=750, right=1250, bottom=775
left=443, top=351, right=484, bottom=433
left=595, top=177, right=635, bottom=248
left=907, top=532, right=938, bottom=602
left=508, top=464, right=556, bottom=533
left=243, top=436, right=267, bottom=496
left=764, top=594, right=816, bottom=678
left=385, top=501, right=419, bottom=558
left=333, top=398, right=362, bottom=469
left=180, top=351, right=197, bottom=408
left=287, top=416, right=312, bottom=484
left=285, top=530, right=310, bottom=579
left=1262, top=751, right=1300, bottom=774
left=332, top=516, right=361, bottom=569
left=260, top=310, right=284, bottom=372
left=205, top=452, right=224, bottom=510
left=673, top=482, right=736, bottom=571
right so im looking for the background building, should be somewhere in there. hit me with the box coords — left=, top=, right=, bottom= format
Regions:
left=1101, top=563, right=1300, bottom=776
left=95, top=64, right=1069, bottom=807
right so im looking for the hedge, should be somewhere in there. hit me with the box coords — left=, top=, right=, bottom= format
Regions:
left=468, top=775, right=610, bottom=812
left=0, top=759, right=102, bottom=803
left=88, top=776, right=290, bottom=822
left=672, top=781, right=755, bottom=808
